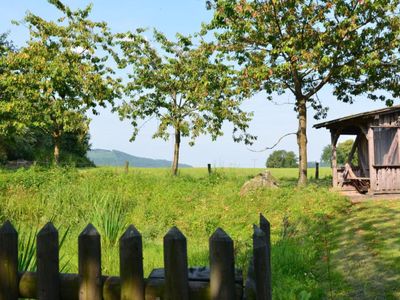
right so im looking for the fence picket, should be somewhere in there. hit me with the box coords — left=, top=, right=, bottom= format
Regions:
left=209, top=228, right=236, bottom=300
left=0, top=221, right=18, bottom=300
left=120, top=225, right=144, bottom=300
left=0, top=216, right=272, bottom=300
left=37, top=222, right=60, bottom=300
left=259, top=214, right=272, bottom=300
left=163, top=226, right=189, bottom=300
left=253, top=225, right=268, bottom=300
left=78, top=224, right=101, bottom=300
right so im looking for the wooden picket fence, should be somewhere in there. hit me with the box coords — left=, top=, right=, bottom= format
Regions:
left=0, top=214, right=271, bottom=300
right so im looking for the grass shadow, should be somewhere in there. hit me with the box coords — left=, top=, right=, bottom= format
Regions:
left=325, top=200, right=400, bottom=299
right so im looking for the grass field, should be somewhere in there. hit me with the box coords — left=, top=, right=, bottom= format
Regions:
left=0, top=166, right=399, bottom=299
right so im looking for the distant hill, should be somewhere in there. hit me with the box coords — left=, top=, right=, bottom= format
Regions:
left=87, top=149, right=192, bottom=168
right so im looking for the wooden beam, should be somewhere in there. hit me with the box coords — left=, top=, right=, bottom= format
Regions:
left=359, top=125, right=368, bottom=137
left=358, top=134, right=369, bottom=177
left=331, top=130, right=339, bottom=187
left=370, top=125, right=400, bottom=128
left=18, top=272, right=244, bottom=300
left=398, top=128, right=400, bottom=164
left=368, top=128, right=376, bottom=193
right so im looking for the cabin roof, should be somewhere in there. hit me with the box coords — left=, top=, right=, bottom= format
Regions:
left=314, top=105, right=400, bottom=129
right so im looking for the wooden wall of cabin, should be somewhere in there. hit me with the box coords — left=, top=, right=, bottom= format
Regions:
left=370, top=112, right=400, bottom=193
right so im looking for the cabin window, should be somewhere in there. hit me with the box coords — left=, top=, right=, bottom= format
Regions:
left=373, top=128, right=399, bottom=166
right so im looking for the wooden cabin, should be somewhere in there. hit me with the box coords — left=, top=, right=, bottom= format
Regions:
left=314, top=105, right=400, bottom=194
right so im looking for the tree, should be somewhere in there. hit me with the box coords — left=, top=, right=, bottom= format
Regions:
left=116, top=29, right=255, bottom=175
left=0, top=33, right=28, bottom=139
left=205, top=0, right=400, bottom=185
left=266, top=150, right=298, bottom=168
left=321, top=139, right=358, bottom=166
left=2, top=0, right=120, bottom=164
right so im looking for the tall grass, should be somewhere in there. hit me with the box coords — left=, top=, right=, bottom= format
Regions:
left=92, top=194, right=127, bottom=247
left=17, top=225, right=70, bottom=272
left=0, top=166, right=347, bottom=298
left=18, top=227, right=37, bottom=272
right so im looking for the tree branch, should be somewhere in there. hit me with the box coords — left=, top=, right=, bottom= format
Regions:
left=248, top=132, right=297, bottom=152
left=305, top=69, right=333, bottom=99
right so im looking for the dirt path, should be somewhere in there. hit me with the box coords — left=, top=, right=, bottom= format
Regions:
left=329, top=200, right=400, bottom=299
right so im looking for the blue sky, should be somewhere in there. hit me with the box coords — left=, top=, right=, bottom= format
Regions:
left=0, top=1, right=392, bottom=167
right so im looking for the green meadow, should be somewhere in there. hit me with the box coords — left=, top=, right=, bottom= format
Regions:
left=0, top=166, right=399, bottom=299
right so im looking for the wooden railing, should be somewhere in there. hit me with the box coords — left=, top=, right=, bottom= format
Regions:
left=0, top=214, right=271, bottom=300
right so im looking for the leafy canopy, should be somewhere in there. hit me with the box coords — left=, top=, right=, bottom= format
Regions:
left=205, top=0, right=400, bottom=107
left=0, top=33, right=28, bottom=137
left=1, top=0, right=121, bottom=138
left=116, top=29, right=255, bottom=145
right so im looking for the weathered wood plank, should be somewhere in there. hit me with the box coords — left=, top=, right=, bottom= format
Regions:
left=163, top=227, right=189, bottom=300
left=0, top=221, right=18, bottom=300
left=120, top=225, right=144, bottom=300
left=78, top=224, right=102, bottom=300
left=253, top=225, right=268, bottom=300
left=209, top=228, right=236, bottom=300
left=259, top=214, right=272, bottom=300
left=18, top=272, right=244, bottom=300
left=37, top=222, right=60, bottom=300
left=383, top=131, right=398, bottom=165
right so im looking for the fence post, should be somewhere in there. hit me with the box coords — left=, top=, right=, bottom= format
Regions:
left=37, top=222, right=60, bottom=300
left=125, top=161, right=129, bottom=174
left=253, top=225, right=268, bottom=300
left=0, top=221, right=18, bottom=300
left=315, top=162, right=319, bottom=180
left=209, top=228, right=236, bottom=300
left=78, top=224, right=102, bottom=300
left=259, top=214, right=272, bottom=300
left=208, top=164, right=212, bottom=175
left=120, top=225, right=144, bottom=300
left=163, top=226, right=189, bottom=300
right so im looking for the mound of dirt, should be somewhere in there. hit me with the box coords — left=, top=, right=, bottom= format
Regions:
left=240, top=170, right=279, bottom=196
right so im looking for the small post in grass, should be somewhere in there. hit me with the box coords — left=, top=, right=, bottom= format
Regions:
left=164, top=226, right=189, bottom=300
left=315, top=162, right=319, bottom=180
left=209, top=228, right=236, bottom=300
left=208, top=163, right=212, bottom=175
left=37, top=222, right=60, bottom=300
left=125, top=161, right=129, bottom=174
left=79, top=224, right=102, bottom=300
left=0, top=221, right=18, bottom=300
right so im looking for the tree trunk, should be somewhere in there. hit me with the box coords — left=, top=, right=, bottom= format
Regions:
left=53, top=133, right=60, bottom=166
left=172, top=128, right=181, bottom=176
left=297, top=97, right=308, bottom=186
